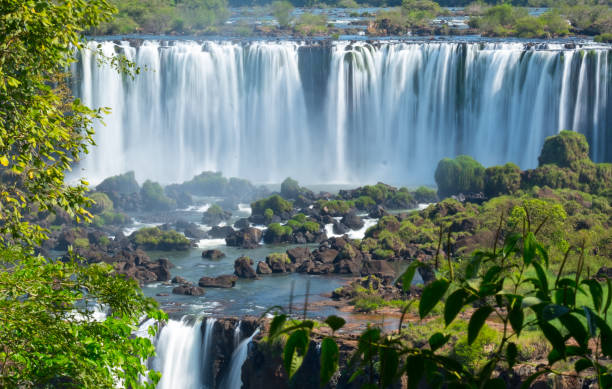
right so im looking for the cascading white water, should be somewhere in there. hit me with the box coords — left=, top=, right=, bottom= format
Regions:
left=201, top=318, right=217, bottom=388
left=150, top=317, right=216, bottom=389
left=221, top=328, right=260, bottom=389
left=233, top=321, right=242, bottom=349
left=72, top=40, right=611, bottom=185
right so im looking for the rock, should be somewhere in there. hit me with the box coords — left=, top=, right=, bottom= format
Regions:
left=234, top=256, right=258, bottom=279
left=313, top=248, right=338, bottom=264
left=202, top=204, right=232, bottom=226
left=368, top=205, right=388, bottom=218
left=172, top=276, right=188, bottom=284
left=234, top=218, right=250, bottom=229
left=332, top=221, right=349, bottom=235
left=361, top=260, right=396, bottom=278
left=297, top=260, right=334, bottom=275
left=265, top=253, right=291, bottom=273
left=418, top=264, right=435, bottom=284
left=334, top=258, right=361, bottom=274
left=56, top=229, right=80, bottom=250
left=596, top=266, right=612, bottom=281
left=208, top=226, right=234, bottom=239
left=202, top=249, right=226, bottom=260
left=148, top=258, right=172, bottom=281
left=172, top=285, right=205, bottom=296
left=340, top=212, right=363, bottom=230
left=198, top=274, right=237, bottom=288
left=183, top=223, right=207, bottom=240
left=256, top=261, right=272, bottom=274
left=226, top=227, right=262, bottom=249
left=286, top=247, right=312, bottom=264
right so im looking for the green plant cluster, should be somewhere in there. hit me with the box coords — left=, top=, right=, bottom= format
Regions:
left=96, top=171, right=139, bottom=195
left=294, top=12, right=329, bottom=35
left=468, top=4, right=570, bottom=37
left=266, top=222, right=294, bottom=242
left=286, top=213, right=320, bottom=233
left=435, top=132, right=612, bottom=199
left=93, top=0, right=230, bottom=35
left=252, top=194, right=293, bottom=216
left=140, top=180, right=177, bottom=211
left=269, top=225, right=612, bottom=388
left=130, top=227, right=191, bottom=250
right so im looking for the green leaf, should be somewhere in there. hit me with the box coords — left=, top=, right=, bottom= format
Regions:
left=523, top=232, right=537, bottom=265
left=398, top=261, right=419, bottom=291
left=604, top=277, right=612, bottom=317
left=503, top=233, right=521, bottom=258
left=574, top=358, right=592, bottom=373
left=506, top=342, right=518, bottom=368
left=541, top=304, right=570, bottom=321
left=594, top=315, right=612, bottom=357
left=483, top=265, right=502, bottom=284
left=532, top=261, right=549, bottom=295
left=283, top=329, right=309, bottom=379
left=509, top=303, right=524, bottom=336
left=319, top=337, right=339, bottom=386
left=583, top=306, right=597, bottom=338
left=268, top=314, right=287, bottom=339
left=428, top=332, right=450, bottom=352
left=581, top=279, right=603, bottom=312
left=380, top=346, right=399, bottom=388
left=559, top=314, right=588, bottom=348
left=419, top=279, right=450, bottom=319
left=483, top=378, right=506, bottom=389
left=539, top=322, right=565, bottom=357
left=521, top=296, right=542, bottom=308
left=444, top=289, right=466, bottom=326
left=405, top=355, right=424, bottom=389
left=324, top=315, right=346, bottom=332
left=468, top=306, right=493, bottom=345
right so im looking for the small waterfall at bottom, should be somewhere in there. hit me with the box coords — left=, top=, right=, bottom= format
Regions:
left=150, top=317, right=217, bottom=389
left=221, top=328, right=261, bottom=389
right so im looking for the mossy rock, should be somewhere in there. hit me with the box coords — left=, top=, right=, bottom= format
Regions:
left=413, top=186, right=438, bottom=203
left=484, top=163, right=521, bottom=198
left=140, top=180, right=177, bottom=211
left=538, top=130, right=589, bottom=168
left=435, top=155, right=485, bottom=198
left=251, top=195, right=293, bottom=217
left=88, top=192, right=114, bottom=214
left=130, top=227, right=191, bottom=251
left=96, top=171, right=139, bottom=194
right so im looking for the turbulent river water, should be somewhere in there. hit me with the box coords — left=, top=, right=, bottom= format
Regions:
left=72, top=39, right=611, bottom=186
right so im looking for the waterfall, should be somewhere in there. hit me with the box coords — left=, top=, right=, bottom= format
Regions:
left=221, top=328, right=260, bottom=389
left=149, top=317, right=216, bottom=389
left=202, top=318, right=217, bottom=388
left=233, top=321, right=242, bottom=349
left=72, top=40, right=611, bottom=185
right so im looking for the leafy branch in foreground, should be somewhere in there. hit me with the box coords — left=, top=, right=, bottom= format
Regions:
left=268, top=212, right=612, bottom=388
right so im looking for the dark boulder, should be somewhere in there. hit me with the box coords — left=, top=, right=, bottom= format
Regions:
left=198, top=275, right=237, bottom=288
left=234, top=256, right=258, bottom=279
left=202, top=249, right=226, bottom=260
left=234, top=218, right=250, bottom=229
left=368, top=205, right=388, bottom=218
left=172, top=285, right=205, bottom=296
left=171, top=276, right=188, bottom=284
left=341, top=212, right=364, bottom=230
left=208, top=226, right=234, bottom=239
left=226, top=228, right=262, bottom=249
left=361, top=260, right=396, bottom=278
left=265, top=253, right=291, bottom=273
left=256, top=261, right=272, bottom=274
left=332, top=221, right=349, bottom=235
left=202, top=204, right=232, bottom=226
left=313, top=248, right=338, bottom=264
left=286, top=247, right=312, bottom=264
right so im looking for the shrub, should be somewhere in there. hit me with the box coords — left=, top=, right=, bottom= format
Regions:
left=385, top=189, right=416, bottom=209
left=92, top=211, right=129, bottom=228
left=484, top=163, right=521, bottom=198
left=264, top=223, right=293, bottom=243
left=353, top=196, right=376, bottom=210
left=413, top=186, right=438, bottom=203
left=280, top=177, right=300, bottom=199
left=251, top=195, right=293, bottom=216
left=73, top=237, right=90, bottom=248
left=271, top=0, right=293, bottom=28
left=88, top=192, right=114, bottom=214
left=316, top=199, right=353, bottom=216
left=96, top=171, right=139, bottom=194
left=130, top=227, right=191, bottom=251
left=267, top=252, right=291, bottom=265
left=595, top=32, right=612, bottom=42
left=434, top=155, right=485, bottom=198
left=294, top=12, right=328, bottom=35
left=140, top=180, right=176, bottom=211
left=538, top=130, right=590, bottom=168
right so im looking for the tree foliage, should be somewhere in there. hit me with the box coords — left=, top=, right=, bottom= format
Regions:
left=0, top=1, right=165, bottom=386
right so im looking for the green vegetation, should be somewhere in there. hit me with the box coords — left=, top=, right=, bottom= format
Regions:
left=96, top=171, right=139, bottom=194
left=374, top=0, right=444, bottom=34
left=265, top=222, right=294, bottom=242
left=294, top=12, right=328, bottom=35
left=483, top=162, right=521, bottom=198
left=267, top=252, right=292, bottom=264
left=92, top=210, right=130, bottom=228
left=130, top=227, right=191, bottom=250
left=94, top=0, right=230, bottom=35
left=269, top=225, right=612, bottom=387
left=272, top=0, right=294, bottom=28
left=414, top=186, right=438, bottom=203
left=316, top=199, right=354, bottom=215
left=434, top=155, right=485, bottom=197
left=251, top=194, right=293, bottom=216
left=140, top=180, right=177, bottom=211
left=0, top=1, right=164, bottom=387
left=286, top=213, right=320, bottom=233
left=89, top=191, right=115, bottom=214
